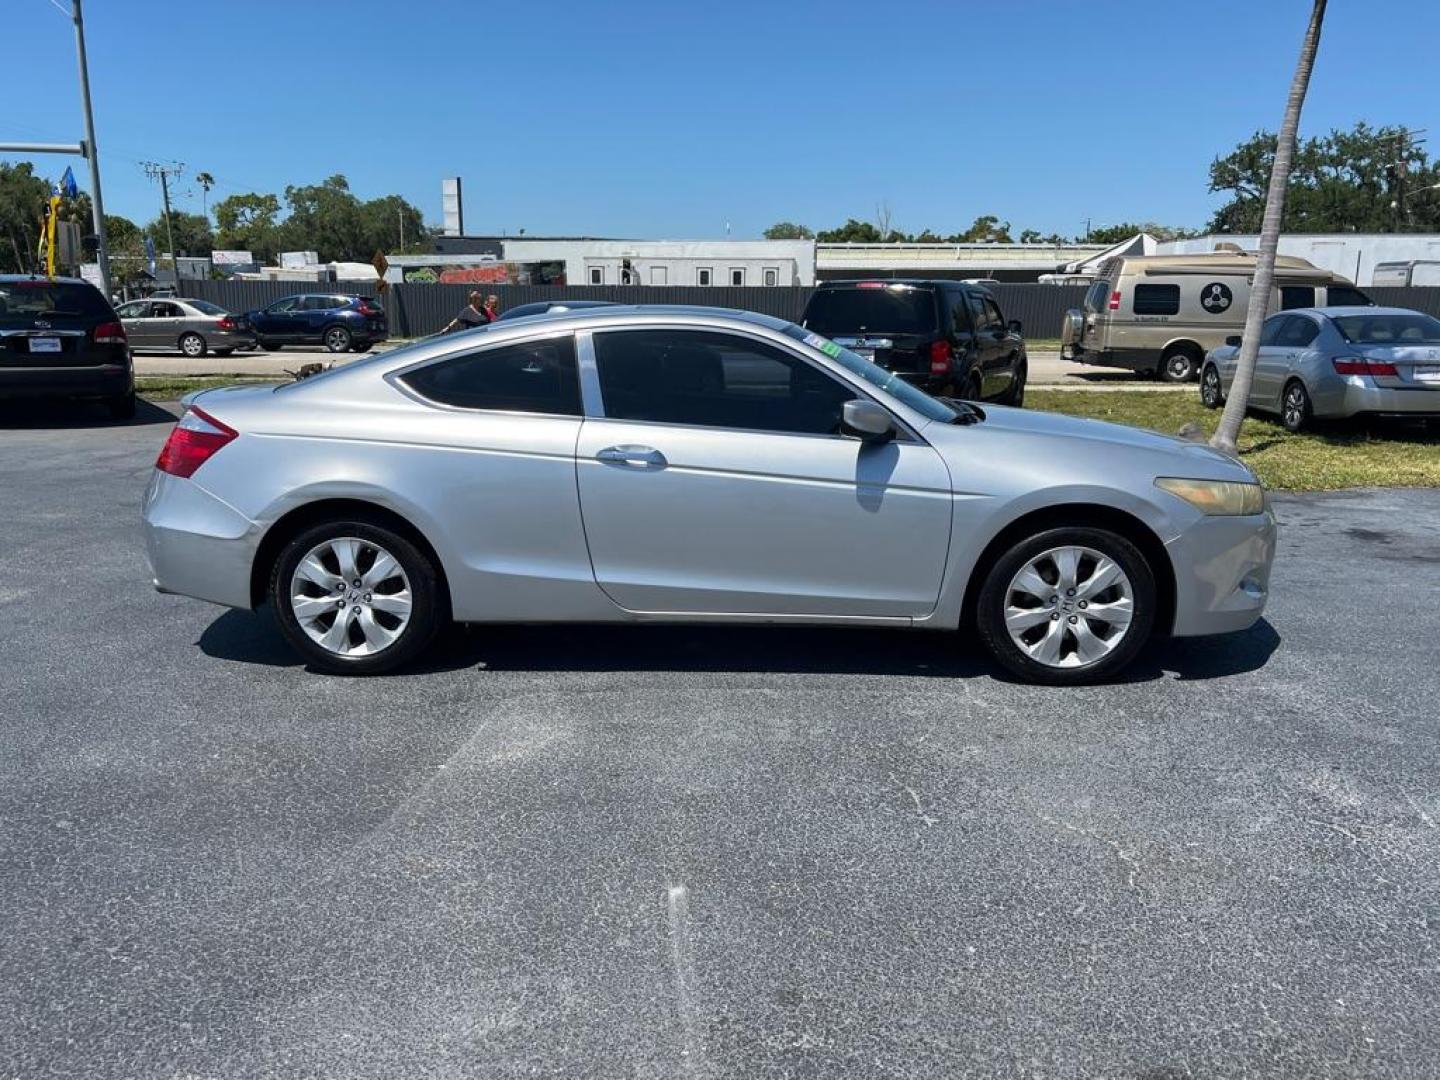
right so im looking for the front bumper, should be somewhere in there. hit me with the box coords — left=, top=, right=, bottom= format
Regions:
left=0, top=363, right=132, bottom=399
left=143, top=470, right=261, bottom=610
left=1166, top=507, right=1277, bottom=637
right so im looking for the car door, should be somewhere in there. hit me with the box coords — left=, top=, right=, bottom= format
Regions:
left=965, top=292, right=1005, bottom=396
left=1248, top=314, right=1293, bottom=408
left=575, top=326, right=954, bottom=617
left=115, top=301, right=155, bottom=348
left=980, top=296, right=1015, bottom=397
left=300, top=295, right=341, bottom=342
left=255, top=297, right=301, bottom=340
left=150, top=301, right=184, bottom=350
left=1263, top=312, right=1321, bottom=408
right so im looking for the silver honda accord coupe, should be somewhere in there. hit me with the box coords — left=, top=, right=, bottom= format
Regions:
left=143, top=306, right=1276, bottom=684
left=1202, top=306, right=1440, bottom=432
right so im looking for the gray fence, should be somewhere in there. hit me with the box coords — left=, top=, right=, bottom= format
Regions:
left=179, top=280, right=1440, bottom=341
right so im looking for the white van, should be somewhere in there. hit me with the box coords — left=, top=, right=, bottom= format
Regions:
left=1060, top=251, right=1371, bottom=381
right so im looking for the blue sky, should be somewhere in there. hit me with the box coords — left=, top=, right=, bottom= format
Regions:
left=7, top=0, right=1438, bottom=240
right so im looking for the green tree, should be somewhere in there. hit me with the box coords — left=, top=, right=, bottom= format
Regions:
left=0, top=161, right=51, bottom=272
left=816, top=218, right=885, bottom=243
left=360, top=193, right=426, bottom=256
left=277, top=174, right=366, bottom=261
left=763, top=221, right=814, bottom=240
left=1208, top=120, right=1440, bottom=233
left=214, top=192, right=282, bottom=261
left=145, top=210, right=214, bottom=257
left=1087, top=222, right=1198, bottom=244
left=1213, top=0, right=1326, bottom=453
left=948, top=215, right=1012, bottom=243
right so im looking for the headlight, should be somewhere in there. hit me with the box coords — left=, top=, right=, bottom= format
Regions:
left=1155, top=477, right=1265, bottom=516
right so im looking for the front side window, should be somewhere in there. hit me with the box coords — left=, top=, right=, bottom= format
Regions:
left=983, top=298, right=1005, bottom=329
left=593, top=329, right=856, bottom=436
left=116, top=301, right=146, bottom=318
left=268, top=297, right=301, bottom=313
left=967, top=292, right=997, bottom=330
left=399, top=334, right=581, bottom=415
left=1132, top=283, right=1180, bottom=316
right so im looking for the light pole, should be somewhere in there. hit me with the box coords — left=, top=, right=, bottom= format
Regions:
left=71, top=0, right=111, bottom=296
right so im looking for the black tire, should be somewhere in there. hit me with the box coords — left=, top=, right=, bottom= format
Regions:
left=1200, top=364, right=1225, bottom=409
left=323, top=326, right=352, bottom=353
left=353, top=342, right=374, bottom=353
left=179, top=332, right=207, bottom=358
left=214, top=348, right=235, bottom=357
left=1000, top=359, right=1027, bottom=407
left=975, top=525, right=1157, bottom=686
left=106, top=391, right=136, bottom=420
left=1159, top=345, right=1201, bottom=383
left=1281, top=379, right=1312, bottom=434
left=269, top=517, right=444, bottom=675
left=257, top=339, right=281, bottom=352
left=966, top=372, right=984, bottom=401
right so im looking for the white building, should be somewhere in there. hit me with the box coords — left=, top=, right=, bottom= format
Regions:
left=1155, top=234, right=1440, bottom=286
left=502, top=238, right=814, bottom=287
left=817, top=241, right=1111, bottom=283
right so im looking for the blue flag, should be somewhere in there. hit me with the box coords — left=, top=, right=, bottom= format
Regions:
left=58, top=166, right=78, bottom=199
left=144, top=235, right=157, bottom=275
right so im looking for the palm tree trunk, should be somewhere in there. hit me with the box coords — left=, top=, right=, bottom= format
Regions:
left=1211, top=0, right=1327, bottom=454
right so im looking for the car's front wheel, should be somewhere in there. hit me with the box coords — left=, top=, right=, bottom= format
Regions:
left=975, top=526, right=1156, bottom=685
left=1281, top=380, right=1312, bottom=433
left=179, top=332, right=207, bottom=358
left=1200, top=364, right=1224, bottom=409
left=270, top=518, right=443, bottom=675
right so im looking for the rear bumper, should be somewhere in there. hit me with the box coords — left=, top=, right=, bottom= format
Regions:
left=142, top=470, right=260, bottom=610
left=0, top=363, right=132, bottom=399
left=1167, top=507, right=1277, bottom=637
left=1316, top=380, right=1440, bottom=419
left=1063, top=345, right=1157, bottom=371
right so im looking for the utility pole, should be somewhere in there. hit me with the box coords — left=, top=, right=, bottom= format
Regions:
left=70, top=0, right=111, bottom=296
left=398, top=207, right=405, bottom=251
left=143, top=161, right=183, bottom=285
left=1385, top=128, right=1427, bottom=230
left=1083, top=217, right=1092, bottom=243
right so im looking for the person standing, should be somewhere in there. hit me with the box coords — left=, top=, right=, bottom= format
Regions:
left=443, top=291, right=492, bottom=334
left=482, top=294, right=501, bottom=322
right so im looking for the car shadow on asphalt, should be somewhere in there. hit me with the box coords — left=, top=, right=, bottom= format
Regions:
left=198, top=609, right=1281, bottom=684
left=0, top=396, right=176, bottom=429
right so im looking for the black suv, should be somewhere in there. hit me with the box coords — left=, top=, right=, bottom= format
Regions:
left=245, top=294, right=389, bottom=353
left=0, top=276, right=134, bottom=418
left=801, top=280, right=1027, bottom=404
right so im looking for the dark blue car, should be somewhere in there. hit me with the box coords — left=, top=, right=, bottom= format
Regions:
left=245, top=293, right=388, bottom=353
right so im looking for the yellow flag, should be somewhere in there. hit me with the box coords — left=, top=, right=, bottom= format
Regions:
left=46, top=195, right=61, bottom=278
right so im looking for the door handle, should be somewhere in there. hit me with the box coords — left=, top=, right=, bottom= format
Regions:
left=596, top=445, right=666, bottom=467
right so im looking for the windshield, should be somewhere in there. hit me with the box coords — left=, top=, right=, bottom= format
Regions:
left=0, top=281, right=111, bottom=322
left=1333, top=312, right=1440, bottom=344
left=782, top=324, right=958, bottom=423
left=188, top=299, right=227, bottom=316
left=803, top=285, right=937, bottom=336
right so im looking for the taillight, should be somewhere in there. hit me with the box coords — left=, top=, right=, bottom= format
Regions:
left=1332, top=357, right=1398, bottom=377
left=155, top=407, right=237, bottom=479
left=929, top=339, right=953, bottom=375
left=94, top=320, right=126, bottom=345
left=356, top=301, right=378, bottom=316
left=216, top=316, right=235, bottom=331
left=1108, top=291, right=1122, bottom=311
left=856, top=282, right=886, bottom=289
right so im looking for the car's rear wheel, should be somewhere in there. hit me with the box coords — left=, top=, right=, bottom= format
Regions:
left=1200, top=364, right=1224, bottom=409
left=975, top=526, right=1156, bottom=685
left=106, top=391, right=136, bottom=420
left=353, top=342, right=374, bottom=353
left=269, top=518, right=442, bottom=675
left=966, top=372, right=983, bottom=401
left=324, top=326, right=352, bottom=353
left=1159, top=345, right=1201, bottom=383
left=214, top=347, right=234, bottom=357
left=179, top=332, right=206, bottom=358
left=1281, top=380, right=1312, bottom=433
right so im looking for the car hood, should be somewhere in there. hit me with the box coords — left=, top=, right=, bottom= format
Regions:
left=928, top=404, right=1255, bottom=483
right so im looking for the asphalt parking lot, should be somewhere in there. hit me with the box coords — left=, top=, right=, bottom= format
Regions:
left=3, top=400, right=1438, bottom=1078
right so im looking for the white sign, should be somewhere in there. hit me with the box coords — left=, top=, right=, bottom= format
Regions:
left=211, top=250, right=254, bottom=266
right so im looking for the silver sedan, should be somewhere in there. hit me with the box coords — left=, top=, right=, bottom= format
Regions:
left=1201, top=306, right=1440, bottom=432
left=115, top=297, right=255, bottom=357
left=143, top=306, right=1276, bottom=684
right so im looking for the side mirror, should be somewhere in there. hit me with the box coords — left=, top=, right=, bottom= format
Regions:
left=1008, top=319, right=1023, bottom=334
left=842, top=399, right=895, bottom=444
left=1225, top=335, right=1242, bottom=347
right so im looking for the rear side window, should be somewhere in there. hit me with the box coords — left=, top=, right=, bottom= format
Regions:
left=803, top=286, right=937, bottom=336
left=1132, top=284, right=1180, bottom=315
left=0, top=281, right=112, bottom=321
left=1083, top=280, right=1112, bottom=314
left=1275, top=316, right=1320, bottom=347
left=1258, top=315, right=1289, bottom=346
left=400, top=334, right=581, bottom=415
left=188, top=299, right=227, bottom=316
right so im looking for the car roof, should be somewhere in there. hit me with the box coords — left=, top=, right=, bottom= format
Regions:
left=0, top=274, right=93, bottom=286
left=1292, top=306, right=1423, bottom=318
left=814, top=278, right=969, bottom=289
left=482, top=303, right=793, bottom=331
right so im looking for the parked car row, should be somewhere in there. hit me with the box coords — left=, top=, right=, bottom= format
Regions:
left=113, top=293, right=389, bottom=356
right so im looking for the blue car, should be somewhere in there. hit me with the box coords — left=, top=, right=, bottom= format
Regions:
left=245, top=293, right=389, bottom=353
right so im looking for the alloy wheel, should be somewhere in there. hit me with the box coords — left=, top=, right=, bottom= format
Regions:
left=181, top=334, right=205, bottom=357
left=325, top=328, right=350, bottom=352
left=289, top=536, right=412, bottom=658
left=1201, top=366, right=1222, bottom=407
left=1003, top=545, right=1135, bottom=669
